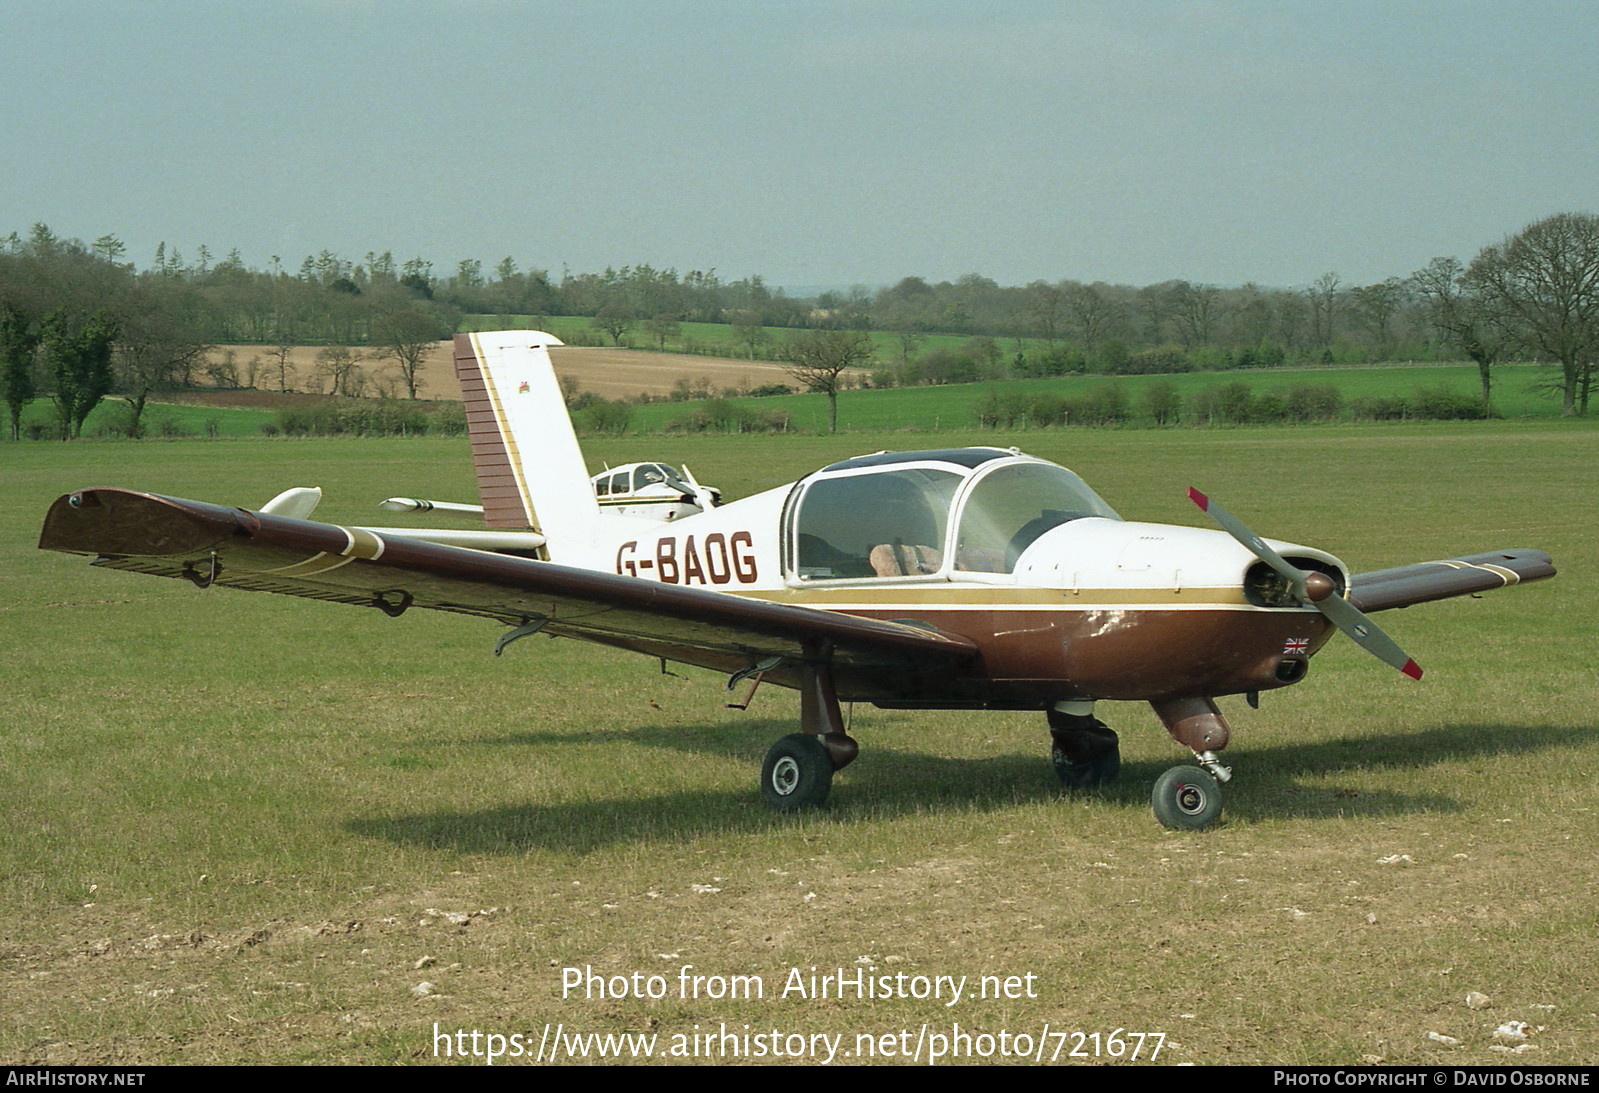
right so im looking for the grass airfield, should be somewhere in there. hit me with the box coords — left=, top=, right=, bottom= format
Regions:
left=2, top=420, right=1595, bottom=1066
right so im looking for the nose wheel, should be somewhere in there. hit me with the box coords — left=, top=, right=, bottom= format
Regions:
left=1151, top=766, right=1223, bottom=830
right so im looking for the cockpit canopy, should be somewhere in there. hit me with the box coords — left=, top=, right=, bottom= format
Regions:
left=593, top=462, right=692, bottom=498
left=787, top=448, right=1120, bottom=581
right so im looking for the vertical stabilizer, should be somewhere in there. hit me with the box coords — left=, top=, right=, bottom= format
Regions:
left=454, top=331, right=600, bottom=558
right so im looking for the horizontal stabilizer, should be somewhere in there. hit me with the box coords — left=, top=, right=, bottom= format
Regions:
left=378, top=497, right=485, bottom=517
left=260, top=487, right=322, bottom=519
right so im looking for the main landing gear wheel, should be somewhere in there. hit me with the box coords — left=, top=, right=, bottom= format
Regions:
left=1151, top=766, right=1223, bottom=830
left=1048, top=712, right=1120, bottom=790
left=1052, top=741, right=1121, bottom=789
left=761, top=734, right=833, bottom=812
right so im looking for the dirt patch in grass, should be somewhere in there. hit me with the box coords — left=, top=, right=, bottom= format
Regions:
left=543, top=347, right=796, bottom=400
left=202, top=343, right=796, bottom=403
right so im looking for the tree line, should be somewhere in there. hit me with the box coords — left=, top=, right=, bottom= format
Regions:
left=0, top=226, right=458, bottom=437
left=3, top=211, right=1596, bottom=438
left=975, top=379, right=1490, bottom=430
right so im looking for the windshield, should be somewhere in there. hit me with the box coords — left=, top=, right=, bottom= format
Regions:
left=953, top=462, right=1120, bottom=572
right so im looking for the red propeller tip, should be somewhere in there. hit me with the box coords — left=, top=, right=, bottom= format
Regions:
left=1187, top=487, right=1209, bottom=510
left=1401, top=659, right=1423, bottom=681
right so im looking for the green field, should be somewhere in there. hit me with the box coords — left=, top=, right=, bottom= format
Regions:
left=3, top=422, right=1595, bottom=1065
left=622, top=362, right=1563, bottom=433
left=12, top=396, right=277, bottom=440
left=4, top=359, right=1565, bottom=445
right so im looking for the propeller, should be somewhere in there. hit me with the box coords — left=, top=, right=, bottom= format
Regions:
left=679, top=464, right=721, bottom=510
left=1188, top=487, right=1422, bottom=681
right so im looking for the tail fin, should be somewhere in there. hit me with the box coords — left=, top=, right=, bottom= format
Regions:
left=453, top=331, right=600, bottom=558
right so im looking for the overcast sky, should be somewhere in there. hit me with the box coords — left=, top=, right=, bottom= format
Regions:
left=4, top=0, right=1596, bottom=291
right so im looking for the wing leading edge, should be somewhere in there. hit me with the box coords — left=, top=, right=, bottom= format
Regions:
left=40, top=488, right=979, bottom=697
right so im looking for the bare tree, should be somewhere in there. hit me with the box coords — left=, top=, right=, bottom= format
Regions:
left=1063, top=282, right=1119, bottom=353
left=1468, top=212, right=1599, bottom=415
left=1026, top=281, right=1065, bottom=343
left=313, top=345, right=365, bottom=397
left=1307, top=272, right=1343, bottom=350
left=1229, top=283, right=1275, bottom=348
left=728, top=309, right=767, bottom=360
left=114, top=283, right=214, bottom=437
left=267, top=343, right=296, bottom=392
left=781, top=328, right=874, bottom=433
left=894, top=326, right=923, bottom=367
left=1411, top=257, right=1511, bottom=411
left=1168, top=280, right=1222, bottom=349
left=373, top=307, right=437, bottom=399
left=1349, top=278, right=1407, bottom=361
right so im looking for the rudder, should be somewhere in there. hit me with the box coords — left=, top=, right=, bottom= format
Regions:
left=454, top=331, right=600, bottom=558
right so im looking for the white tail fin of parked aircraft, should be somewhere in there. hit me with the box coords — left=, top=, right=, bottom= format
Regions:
left=453, top=330, right=601, bottom=560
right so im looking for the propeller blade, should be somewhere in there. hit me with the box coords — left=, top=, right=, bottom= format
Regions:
left=1188, top=488, right=1305, bottom=593
left=1315, top=589, right=1424, bottom=680
left=1187, top=487, right=1422, bottom=681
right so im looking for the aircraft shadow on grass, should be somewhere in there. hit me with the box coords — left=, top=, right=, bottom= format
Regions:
left=345, top=720, right=1586, bottom=854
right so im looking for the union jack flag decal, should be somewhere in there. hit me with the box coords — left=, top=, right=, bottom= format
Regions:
left=1283, top=637, right=1310, bottom=655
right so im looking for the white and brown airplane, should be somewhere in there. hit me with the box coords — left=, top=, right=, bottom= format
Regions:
left=39, top=331, right=1555, bottom=828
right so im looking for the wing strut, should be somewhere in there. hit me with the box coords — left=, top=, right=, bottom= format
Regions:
left=798, top=641, right=858, bottom=771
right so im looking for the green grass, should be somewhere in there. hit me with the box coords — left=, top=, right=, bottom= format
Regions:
left=12, top=396, right=276, bottom=439
left=3, top=422, right=1596, bottom=1064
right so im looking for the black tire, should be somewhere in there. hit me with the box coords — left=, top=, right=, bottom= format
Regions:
left=1151, top=766, right=1223, bottom=830
left=1048, top=715, right=1120, bottom=789
left=1052, top=744, right=1121, bottom=789
left=761, top=734, right=833, bottom=811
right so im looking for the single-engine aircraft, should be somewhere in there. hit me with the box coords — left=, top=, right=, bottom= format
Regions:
left=39, top=331, right=1556, bottom=828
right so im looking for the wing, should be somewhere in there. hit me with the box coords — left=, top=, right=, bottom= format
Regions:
left=39, top=488, right=978, bottom=697
left=1348, top=549, right=1555, bottom=612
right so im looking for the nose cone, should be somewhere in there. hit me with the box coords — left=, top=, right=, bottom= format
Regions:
left=1303, top=571, right=1337, bottom=603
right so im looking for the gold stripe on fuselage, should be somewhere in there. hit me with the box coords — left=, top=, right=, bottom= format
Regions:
left=721, top=584, right=1264, bottom=609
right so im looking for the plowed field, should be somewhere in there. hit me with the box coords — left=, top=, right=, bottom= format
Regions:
left=208, top=342, right=795, bottom=401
